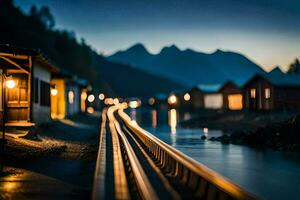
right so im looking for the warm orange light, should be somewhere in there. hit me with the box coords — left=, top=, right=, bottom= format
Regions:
left=265, top=88, right=271, bottom=99
left=250, top=88, right=256, bottom=98
left=104, top=98, right=114, bottom=105
left=203, top=127, right=208, bottom=134
left=148, top=97, right=155, bottom=105
left=87, top=106, right=94, bottom=114
left=81, top=91, right=87, bottom=100
left=151, top=110, right=157, bottom=128
left=228, top=94, right=243, bottom=110
left=113, top=98, right=119, bottom=105
left=5, top=79, right=15, bottom=89
left=168, top=94, right=177, bottom=105
left=184, top=93, right=191, bottom=101
left=99, top=93, right=105, bottom=100
left=88, top=94, right=95, bottom=103
left=168, top=109, right=177, bottom=133
left=129, top=100, right=139, bottom=108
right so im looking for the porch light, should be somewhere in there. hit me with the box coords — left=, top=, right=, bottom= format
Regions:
left=184, top=93, right=191, bottom=101
left=148, top=97, right=155, bottom=105
left=168, top=94, right=177, bottom=105
left=99, top=93, right=105, bottom=100
left=5, top=77, right=15, bottom=89
left=51, top=85, right=58, bottom=96
left=88, top=94, right=95, bottom=103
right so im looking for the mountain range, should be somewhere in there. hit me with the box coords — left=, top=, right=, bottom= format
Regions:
left=108, top=43, right=266, bottom=86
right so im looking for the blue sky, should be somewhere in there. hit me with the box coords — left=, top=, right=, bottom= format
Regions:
left=15, top=0, right=300, bottom=71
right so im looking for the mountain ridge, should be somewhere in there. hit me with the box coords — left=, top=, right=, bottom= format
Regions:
left=108, top=43, right=266, bottom=86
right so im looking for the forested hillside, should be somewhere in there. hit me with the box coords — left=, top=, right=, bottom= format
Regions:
left=0, top=0, right=184, bottom=97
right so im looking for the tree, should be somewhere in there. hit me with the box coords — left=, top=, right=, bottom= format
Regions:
left=30, top=5, right=38, bottom=17
left=35, top=6, right=55, bottom=30
left=287, top=58, right=300, bottom=74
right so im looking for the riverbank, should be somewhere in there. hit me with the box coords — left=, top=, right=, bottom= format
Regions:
left=180, top=110, right=300, bottom=151
left=210, top=114, right=300, bottom=151
left=180, top=110, right=298, bottom=133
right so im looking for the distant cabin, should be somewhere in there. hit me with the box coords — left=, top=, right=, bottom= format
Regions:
left=189, top=86, right=204, bottom=110
left=199, top=84, right=223, bottom=109
left=189, top=84, right=223, bottom=110
left=51, top=70, right=87, bottom=119
left=244, top=73, right=300, bottom=110
left=0, top=45, right=57, bottom=128
left=219, top=81, right=243, bottom=110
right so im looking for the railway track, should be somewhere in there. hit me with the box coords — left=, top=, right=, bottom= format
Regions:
left=93, top=104, right=258, bottom=200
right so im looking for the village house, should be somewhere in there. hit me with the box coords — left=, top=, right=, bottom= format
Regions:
left=0, top=45, right=58, bottom=129
left=244, top=73, right=300, bottom=110
left=218, top=81, right=243, bottom=110
left=188, top=86, right=205, bottom=110
left=50, top=69, right=88, bottom=119
left=189, top=84, right=223, bottom=110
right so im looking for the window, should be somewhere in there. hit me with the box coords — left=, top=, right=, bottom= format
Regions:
left=265, top=88, right=271, bottom=99
left=250, top=88, right=256, bottom=98
left=68, top=91, right=74, bottom=104
left=228, top=94, right=243, bottom=110
left=34, top=78, right=39, bottom=103
left=40, top=80, right=50, bottom=106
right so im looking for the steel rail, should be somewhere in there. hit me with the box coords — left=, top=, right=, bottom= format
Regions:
left=92, top=108, right=108, bottom=200
left=108, top=106, right=130, bottom=199
left=118, top=107, right=259, bottom=200
left=109, top=105, right=159, bottom=200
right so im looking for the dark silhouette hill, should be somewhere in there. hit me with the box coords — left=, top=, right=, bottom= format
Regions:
left=0, top=0, right=184, bottom=98
left=109, top=43, right=266, bottom=86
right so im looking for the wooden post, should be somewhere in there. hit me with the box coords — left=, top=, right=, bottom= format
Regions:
left=28, top=56, right=33, bottom=122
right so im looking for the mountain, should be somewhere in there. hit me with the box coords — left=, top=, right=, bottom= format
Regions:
left=108, top=43, right=266, bottom=86
left=92, top=54, right=185, bottom=97
left=269, top=66, right=285, bottom=75
left=0, top=1, right=183, bottom=98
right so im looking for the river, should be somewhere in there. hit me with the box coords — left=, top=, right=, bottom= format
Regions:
left=131, top=108, right=300, bottom=200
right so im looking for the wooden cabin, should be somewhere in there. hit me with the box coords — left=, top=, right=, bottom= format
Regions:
left=244, top=73, right=300, bottom=110
left=0, top=45, right=57, bottom=128
left=219, top=81, right=243, bottom=110
left=188, top=84, right=223, bottom=110
left=51, top=70, right=88, bottom=119
left=198, top=84, right=223, bottom=109
left=189, top=86, right=204, bottom=110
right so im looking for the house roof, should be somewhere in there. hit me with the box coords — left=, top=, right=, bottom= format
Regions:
left=218, top=81, right=241, bottom=92
left=244, top=73, right=300, bottom=88
left=196, top=84, right=222, bottom=93
left=0, top=44, right=58, bottom=73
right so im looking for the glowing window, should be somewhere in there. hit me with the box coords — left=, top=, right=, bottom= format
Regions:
left=228, top=94, right=243, bottom=110
left=68, top=91, right=74, bottom=104
left=250, top=88, right=256, bottom=98
left=265, top=88, right=271, bottom=99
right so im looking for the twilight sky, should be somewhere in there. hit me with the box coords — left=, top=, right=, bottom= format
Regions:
left=15, top=0, right=300, bottom=71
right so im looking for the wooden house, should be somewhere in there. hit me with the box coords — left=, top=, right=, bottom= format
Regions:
left=189, top=86, right=204, bottom=110
left=187, top=84, right=223, bottom=110
left=218, top=81, right=243, bottom=110
left=244, top=73, right=300, bottom=110
left=198, top=84, right=223, bottom=109
left=0, top=45, right=57, bottom=128
left=51, top=69, right=88, bottom=119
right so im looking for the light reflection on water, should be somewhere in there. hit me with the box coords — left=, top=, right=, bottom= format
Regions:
left=134, top=108, right=300, bottom=200
left=168, top=109, right=177, bottom=134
